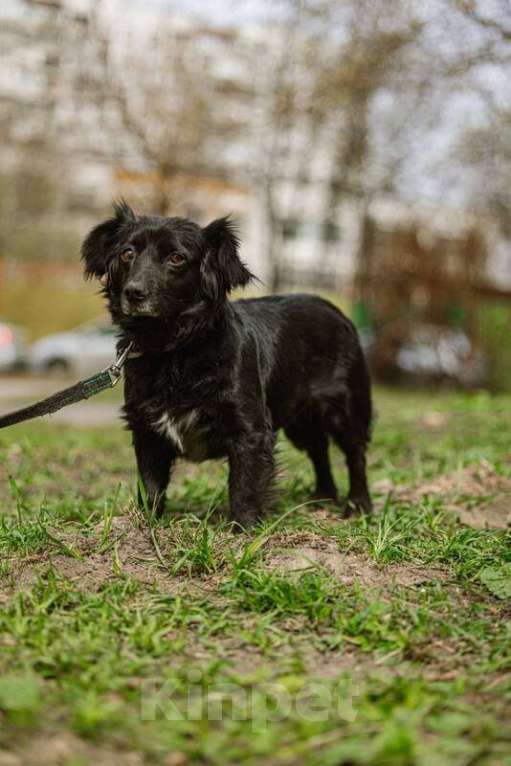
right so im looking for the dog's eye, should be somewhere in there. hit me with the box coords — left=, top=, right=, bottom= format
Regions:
left=168, top=253, right=185, bottom=266
left=120, top=247, right=135, bottom=263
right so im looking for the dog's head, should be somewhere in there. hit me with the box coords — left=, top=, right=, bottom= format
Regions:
left=81, top=201, right=253, bottom=325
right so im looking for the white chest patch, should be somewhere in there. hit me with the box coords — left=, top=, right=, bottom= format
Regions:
left=153, top=409, right=198, bottom=453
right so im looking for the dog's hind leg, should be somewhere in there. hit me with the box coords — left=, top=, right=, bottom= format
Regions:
left=285, top=417, right=338, bottom=503
left=331, top=430, right=371, bottom=516
left=329, top=354, right=373, bottom=516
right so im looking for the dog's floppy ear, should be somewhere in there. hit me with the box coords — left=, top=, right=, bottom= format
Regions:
left=81, top=200, right=136, bottom=280
left=200, top=217, right=253, bottom=300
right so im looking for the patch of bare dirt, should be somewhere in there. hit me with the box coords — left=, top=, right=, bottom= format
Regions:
left=56, top=515, right=167, bottom=587
left=402, top=459, right=511, bottom=529
left=265, top=531, right=447, bottom=588
left=0, top=733, right=147, bottom=766
left=1, top=513, right=188, bottom=598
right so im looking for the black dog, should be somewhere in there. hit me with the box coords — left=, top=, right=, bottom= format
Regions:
left=82, top=201, right=372, bottom=527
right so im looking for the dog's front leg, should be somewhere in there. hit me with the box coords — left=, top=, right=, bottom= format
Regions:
left=228, top=429, right=276, bottom=529
left=132, top=428, right=177, bottom=518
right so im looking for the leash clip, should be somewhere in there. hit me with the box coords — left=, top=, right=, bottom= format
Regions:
left=105, top=342, right=134, bottom=387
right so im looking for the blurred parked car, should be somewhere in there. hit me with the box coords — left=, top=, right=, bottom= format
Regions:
left=0, top=320, right=28, bottom=372
left=30, top=320, right=118, bottom=376
left=395, top=325, right=487, bottom=387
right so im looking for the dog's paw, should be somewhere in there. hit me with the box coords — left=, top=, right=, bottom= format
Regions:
left=230, top=520, right=250, bottom=535
left=341, top=494, right=373, bottom=518
left=229, top=510, right=262, bottom=534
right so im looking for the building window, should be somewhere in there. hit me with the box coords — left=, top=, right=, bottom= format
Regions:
left=281, top=218, right=299, bottom=240
left=281, top=218, right=342, bottom=243
left=321, top=219, right=341, bottom=243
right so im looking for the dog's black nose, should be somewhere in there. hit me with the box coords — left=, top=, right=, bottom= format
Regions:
left=124, top=283, right=146, bottom=303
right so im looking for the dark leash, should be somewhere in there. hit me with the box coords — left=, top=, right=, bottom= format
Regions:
left=0, top=343, right=134, bottom=430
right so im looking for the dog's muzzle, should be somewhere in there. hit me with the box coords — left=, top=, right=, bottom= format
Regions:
left=121, top=283, right=158, bottom=317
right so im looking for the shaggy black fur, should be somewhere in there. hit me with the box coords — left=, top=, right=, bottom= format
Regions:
left=81, top=201, right=373, bottom=527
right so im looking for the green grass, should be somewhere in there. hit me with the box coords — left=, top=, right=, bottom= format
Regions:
left=0, top=387, right=511, bottom=765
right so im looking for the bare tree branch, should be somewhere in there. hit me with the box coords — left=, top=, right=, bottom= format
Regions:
left=454, top=0, right=511, bottom=41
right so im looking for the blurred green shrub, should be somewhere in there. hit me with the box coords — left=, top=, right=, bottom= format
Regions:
left=477, top=302, right=511, bottom=392
left=2, top=281, right=104, bottom=341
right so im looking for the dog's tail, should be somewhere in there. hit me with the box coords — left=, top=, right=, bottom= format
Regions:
left=349, top=347, right=373, bottom=443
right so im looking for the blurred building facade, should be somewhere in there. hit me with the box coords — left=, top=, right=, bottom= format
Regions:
left=1, top=0, right=137, bottom=220
left=1, top=0, right=511, bottom=294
